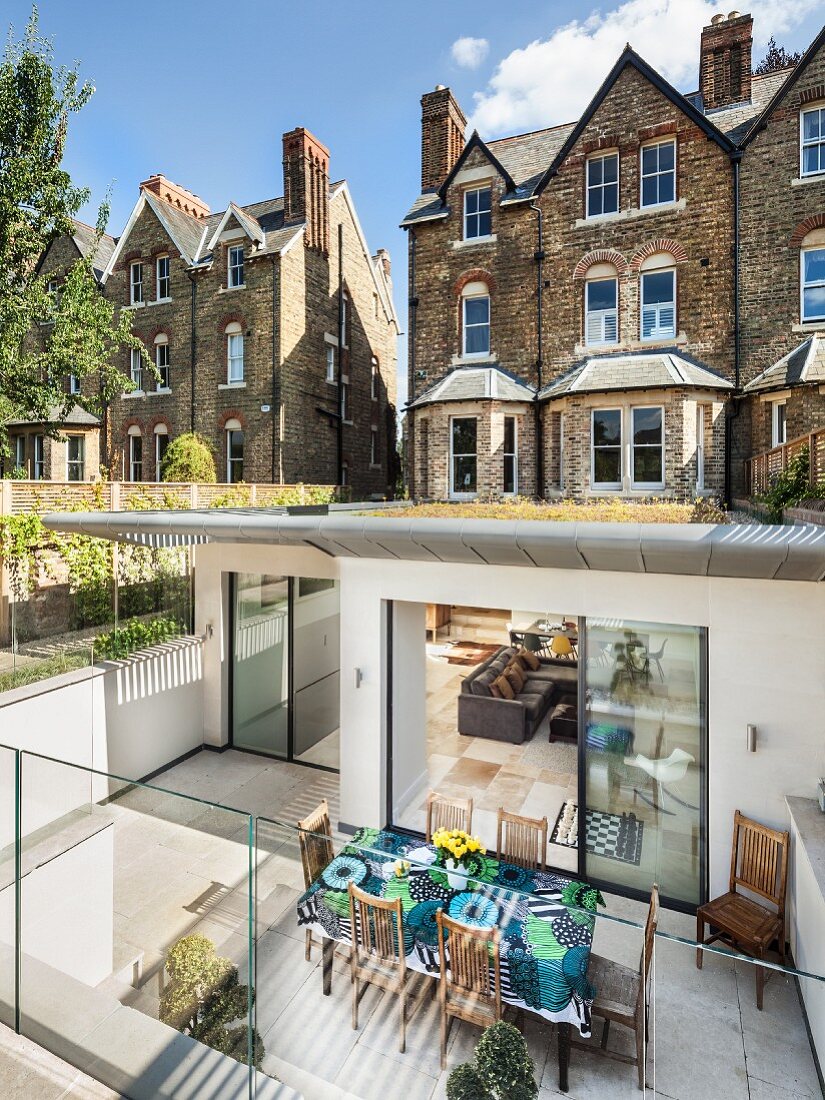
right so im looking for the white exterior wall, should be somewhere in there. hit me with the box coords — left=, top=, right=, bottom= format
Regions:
left=194, top=542, right=825, bottom=901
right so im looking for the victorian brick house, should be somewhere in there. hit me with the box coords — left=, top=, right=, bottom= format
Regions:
left=32, top=128, right=399, bottom=497
left=402, top=13, right=825, bottom=501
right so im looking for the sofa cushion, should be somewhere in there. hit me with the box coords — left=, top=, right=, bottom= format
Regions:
left=494, top=674, right=515, bottom=700
left=523, top=678, right=556, bottom=703
left=470, top=669, right=496, bottom=697
left=521, top=664, right=557, bottom=683
left=489, top=679, right=503, bottom=698
left=518, top=693, right=546, bottom=721
left=517, top=647, right=540, bottom=671
left=504, top=662, right=525, bottom=694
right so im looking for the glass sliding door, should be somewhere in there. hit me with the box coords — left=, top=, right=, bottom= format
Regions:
left=232, top=573, right=290, bottom=757
left=293, top=577, right=340, bottom=767
left=582, top=618, right=705, bottom=906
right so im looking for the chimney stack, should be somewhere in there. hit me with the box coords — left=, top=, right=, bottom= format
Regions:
left=139, top=174, right=210, bottom=219
left=700, top=11, right=753, bottom=110
left=282, top=127, right=330, bottom=254
left=420, top=86, right=467, bottom=191
left=374, top=248, right=391, bottom=280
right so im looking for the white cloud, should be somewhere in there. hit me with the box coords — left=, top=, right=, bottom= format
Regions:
left=468, top=0, right=819, bottom=136
left=451, top=36, right=490, bottom=70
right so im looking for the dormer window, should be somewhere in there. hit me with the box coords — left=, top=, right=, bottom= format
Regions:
left=801, top=107, right=825, bottom=176
left=156, top=255, right=170, bottom=300
left=228, top=245, right=244, bottom=288
left=463, top=186, right=492, bottom=239
left=130, top=261, right=144, bottom=305
left=586, top=153, right=619, bottom=218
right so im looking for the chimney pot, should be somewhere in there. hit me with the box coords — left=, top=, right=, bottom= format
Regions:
left=728, top=10, right=740, bottom=18
left=711, top=13, right=726, bottom=24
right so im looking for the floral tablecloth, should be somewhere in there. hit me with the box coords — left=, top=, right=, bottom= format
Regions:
left=296, top=827, right=605, bottom=1035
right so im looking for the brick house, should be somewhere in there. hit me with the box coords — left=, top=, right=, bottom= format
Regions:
left=402, top=13, right=825, bottom=502
left=4, top=222, right=114, bottom=481
left=33, top=128, right=399, bottom=496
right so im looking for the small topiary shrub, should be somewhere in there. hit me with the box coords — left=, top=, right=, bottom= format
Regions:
left=447, top=1021, right=537, bottom=1100
left=160, top=433, right=217, bottom=483
left=689, top=496, right=728, bottom=524
left=159, top=933, right=264, bottom=1068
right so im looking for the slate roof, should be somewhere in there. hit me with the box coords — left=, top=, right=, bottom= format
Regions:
left=407, top=365, right=536, bottom=408
left=70, top=220, right=117, bottom=281
left=539, top=349, right=734, bottom=399
left=701, top=69, right=793, bottom=144
left=6, top=404, right=101, bottom=428
left=743, top=334, right=825, bottom=394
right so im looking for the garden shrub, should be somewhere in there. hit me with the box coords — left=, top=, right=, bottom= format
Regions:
left=689, top=496, right=728, bottom=524
left=447, top=1021, right=537, bottom=1100
left=160, top=433, right=216, bottom=483
left=94, top=615, right=181, bottom=661
left=159, top=933, right=264, bottom=1068
left=446, top=1062, right=493, bottom=1100
left=760, top=446, right=812, bottom=522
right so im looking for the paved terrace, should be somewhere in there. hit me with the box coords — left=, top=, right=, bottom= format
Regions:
left=7, top=749, right=816, bottom=1100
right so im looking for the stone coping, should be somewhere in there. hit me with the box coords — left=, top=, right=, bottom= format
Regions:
left=787, top=795, right=825, bottom=900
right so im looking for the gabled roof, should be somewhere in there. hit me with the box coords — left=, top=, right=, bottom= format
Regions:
left=407, top=365, right=535, bottom=409
left=702, top=68, right=793, bottom=145
left=737, top=24, right=825, bottom=148
left=539, top=348, right=734, bottom=400
left=205, top=202, right=266, bottom=254
left=534, top=46, right=735, bottom=194
left=743, top=334, right=825, bottom=394
left=437, top=131, right=516, bottom=201
left=70, top=220, right=117, bottom=281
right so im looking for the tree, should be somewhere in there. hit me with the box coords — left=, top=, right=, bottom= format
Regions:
left=0, top=7, right=147, bottom=453
left=160, top=433, right=217, bottom=482
left=753, top=37, right=802, bottom=75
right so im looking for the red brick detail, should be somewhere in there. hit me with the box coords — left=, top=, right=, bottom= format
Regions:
left=453, top=268, right=497, bottom=296
left=145, top=326, right=168, bottom=344
left=145, top=415, right=170, bottom=433
left=581, top=134, right=621, bottom=156
left=121, top=251, right=142, bottom=265
left=629, top=239, right=689, bottom=270
left=638, top=122, right=678, bottom=142
left=217, top=409, right=246, bottom=430
left=218, top=312, right=247, bottom=333
left=799, top=84, right=825, bottom=105
left=150, top=244, right=179, bottom=259
left=790, top=214, right=825, bottom=248
left=121, top=417, right=143, bottom=437
left=573, top=249, right=628, bottom=279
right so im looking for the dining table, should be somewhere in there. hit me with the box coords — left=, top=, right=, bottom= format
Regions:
left=296, top=826, right=605, bottom=1093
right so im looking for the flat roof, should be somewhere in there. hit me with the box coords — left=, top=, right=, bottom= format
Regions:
left=40, top=510, right=825, bottom=583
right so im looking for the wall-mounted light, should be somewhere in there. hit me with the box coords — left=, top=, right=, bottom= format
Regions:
left=354, top=667, right=362, bottom=689
left=205, top=621, right=214, bottom=639
left=746, top=724, right=757, bottom=753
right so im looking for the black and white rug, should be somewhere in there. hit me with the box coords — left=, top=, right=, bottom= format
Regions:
left=550, top=800, right=644, bottom=866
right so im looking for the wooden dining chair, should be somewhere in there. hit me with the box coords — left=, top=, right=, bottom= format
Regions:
left=348, top=881, right=416, bottom=1052
left=696, top=810, right=789, bottom=1010
left=436, top=909, right=502, bottom=1068
left=297, top=799, right=335, bottom=962
left=577, top=884, right=659, bottom=1091
left=496, top=808, right=548, bottom=871
left=425, top=791, right=473, bottom=842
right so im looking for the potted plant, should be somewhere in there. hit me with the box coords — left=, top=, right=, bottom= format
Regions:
left=432, top=826, right=486, bottom=889
left=447, top=1021, right=538, bottom=1100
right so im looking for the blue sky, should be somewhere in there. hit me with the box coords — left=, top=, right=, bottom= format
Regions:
left=7, top=1, right=823, bottom=399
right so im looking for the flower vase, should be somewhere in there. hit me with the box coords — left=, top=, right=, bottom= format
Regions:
left=444, top=858, right=469, bottom=890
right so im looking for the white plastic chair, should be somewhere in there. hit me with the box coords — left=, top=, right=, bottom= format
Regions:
left=625, top=747, right=694, bottom=817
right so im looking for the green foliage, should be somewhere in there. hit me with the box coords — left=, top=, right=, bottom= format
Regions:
left=0, top=512, right=45, bottom=599
left=753, top=36, right=802, bottom=75
left=52, top=527, right=113, bottom=626
left=159, top=934, right=264, bottom=1069
left=94, top=616, right=181, bottom=661
left=448, top=1022, right=537, bottom=1100
left=365, top=499, right=693, bottom=523
left=689, top=496, right=728, bottom=524
left=0, top=646, right=91, bottom=694
left=760, top=446, right=813, bottom=523
left=0, top=7, right=148, bottom=449
left=160, top=433, right=217, bottom=483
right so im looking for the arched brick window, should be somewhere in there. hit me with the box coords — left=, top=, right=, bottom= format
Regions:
left=460, top=279, right=491, bottom=358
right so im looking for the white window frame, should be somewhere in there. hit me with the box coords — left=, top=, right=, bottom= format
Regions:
left=771, top=400, right=787, bottom=448
left=156, top=254, right=171, bottom=301
left=13, top=435, right=26, bottom=473
left=155, top=427, right=169, bottom=475
left=371, top=357, right=378, bottom=401
left=800, top=105, right=825, bottom=177
left=449, top=416, right=478, bottom=499
left=130, top=261, right=144, bottom=305
left=68, top=372, right=81, bottom=395
left=130, top=347, right=143, bottom=391
left=640, top=139, right=676, bottom=208
left=591, top=408, right=623, bottom=490
left=47, top=278, right=59, bottom=299
left=630, top=405, right=665, bottom=491
left=226, top=426, right=244, bottom=483
left=66, top=436, right=85, bottom=482
left=155, top=336, right=170, bottom=391
left=585, top=277, right=618, bottom=346
left=128, top=432, right=143, bottom=482
left=801, top=246, right=825, bottom=324
left=370, top=425, right=379, bottom=467
left=696, top=405, right=705, bottom=492
left=227, top=326, right=244, bottom=384
left=463, top=186, right=492, bottom=240
left=640, top=268, right=676, bottom=341
left=462, top=294, right=491, bottom=358
left=341, top=378, right=350, bottom=424
left=559, top=411, right=565, bottom=492
left=586, top=151, right=619, bottom=218
left=325, top=344, right=336, bottom=384
left=228, top=245, right=244, bottom=288
left=503, top=415, right=518, bottom=495
left=33, top=435, right=45, bottom=481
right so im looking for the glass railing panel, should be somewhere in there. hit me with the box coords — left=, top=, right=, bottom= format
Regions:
left=254, top=816, right=649, bottom=1098
left=0, top=744, right=18, bottom=1028
left=17, top=752, right=259, bottom=1098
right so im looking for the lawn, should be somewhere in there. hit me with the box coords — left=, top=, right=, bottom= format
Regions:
left=0, top=648, right=93, bottom=695
left=362, top=498, right=705, bottom=523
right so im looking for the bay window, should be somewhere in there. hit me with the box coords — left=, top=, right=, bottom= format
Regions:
left=771, top=401, right=787, bottom=448
left=503, top=416, right=517, bottom=494
left=631, top=406, right=664, bottom=488
left=586, top=152, right=619, bottom=217
left=640, top=268, right=676, bottom=340
left=585, top=275, right=618, bottom=346
left=591, top=409, right=622, bottom=488
left=33, top=435, right=45, bottom=481
left=801, top=247, right=825, bottom=323
left=450, top=417, right=477, bottom=497
left=66, top=436, right=85, bottom=482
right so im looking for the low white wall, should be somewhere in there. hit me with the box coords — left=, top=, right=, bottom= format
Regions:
left=788, top=802, right=825, bottom=1070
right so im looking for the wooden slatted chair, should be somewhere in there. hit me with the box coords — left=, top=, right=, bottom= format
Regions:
left=348, top=881, right=417, bottom=1052
left=297, top=800, right=335, bottom=962
left=696, top=810, right=789, bottom=1010
left=425, top=791, right=473, bottom=842
left=496, top=808, right=548, bottom=871
left=575, top=884, right=659, bottom=1091
left=436, top=909, right=502, bottom=1069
